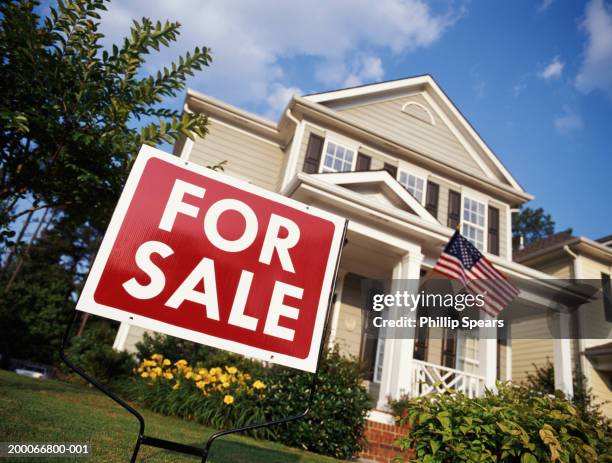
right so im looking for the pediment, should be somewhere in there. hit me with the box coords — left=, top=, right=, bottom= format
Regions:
left=310, top=170, right=439, bottom=225
left=304, top=75, right=524, bottom=192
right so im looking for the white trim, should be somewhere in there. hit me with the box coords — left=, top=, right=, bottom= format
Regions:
left=113, top=322, right=131, bottom=351
left=366, top=409, right=395, bottom=425
left=401, top=100, right=436, bottom=125
left=179, top=137, right=194, bottom=161
left=505, top=324, right=512, bottom=381
left=318, top=134, right=359, bottom=173
left=280, top=115, right=304, bottom=190
left=553, top=311, right=574, bottom=398
left=76, top=145, right=347, bottom=373
left=506, top=206, right=513, bottom=261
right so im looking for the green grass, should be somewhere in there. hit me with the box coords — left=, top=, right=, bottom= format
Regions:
left=0, top=370, right=343, bottom=462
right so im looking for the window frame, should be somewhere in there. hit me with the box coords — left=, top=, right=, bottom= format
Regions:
left=461, top=190, right=488, bottom=252
left=318, top=136, right=358, bottom=173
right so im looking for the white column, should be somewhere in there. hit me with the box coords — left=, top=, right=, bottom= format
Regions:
left=478, top=312, right=498, bottom=391
left=553, top=311, right=574, bottom=398
left=377, top=249, right=423, bottom=409
left=505, top=324, right=512, bottom=381
left=113, top=322, right=131, bottom=351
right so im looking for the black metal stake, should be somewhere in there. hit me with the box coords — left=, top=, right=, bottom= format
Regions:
left=59, top=220, right=347, bottom=462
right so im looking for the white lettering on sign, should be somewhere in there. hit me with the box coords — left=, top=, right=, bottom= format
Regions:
left=122, top=241, right=174, bottom=299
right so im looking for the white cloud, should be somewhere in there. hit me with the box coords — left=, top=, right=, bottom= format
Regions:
left=538, top=0, right=555, bottom=12
left=554, top=105, right=584, bottom=134
left=265, top=83, right=303, bottom=114
left=97, top=0, right=462, bottom=116
left=575, top=0, right=612, bottom=97
left=539, top=56, right=564, bottom=79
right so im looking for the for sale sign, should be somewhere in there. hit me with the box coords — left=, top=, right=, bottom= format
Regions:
left=77, top=145, right=346, bottom=372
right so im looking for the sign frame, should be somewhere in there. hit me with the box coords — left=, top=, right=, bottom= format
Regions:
left=76, top=144, right=347, bottom=373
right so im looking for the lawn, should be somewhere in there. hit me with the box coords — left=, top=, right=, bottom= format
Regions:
left=0, top=370, right=343, bottom=462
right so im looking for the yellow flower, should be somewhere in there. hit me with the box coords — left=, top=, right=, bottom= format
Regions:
left=172, top=382, right=181, bottom=390
left=196, top=381, right=205, bottom=390
left=153, top=367, right=162, bottom=374
left=151, top=354, right=163, bottom=361
left=185, top=371, right=193, bottom=379
left=223, top=395, right=234, bottom=405
left=141, top=372, right=149, bottom=378
left=225, top=366, right=238, bottom=374
left=253, top=380, right=266, bottom=390
left=149, top=371, right=158, bottom=379
left=193, top=374, right=202, bottom=381
left=210, top=367, right=222, bottom=376
left=162, top=359, right=171, bottom=366
left=198, top=368, right=209, bottom=376
left=175, top=359, right=188, bottom=367
left=222, top=381, right=230, bottom=389
left=163, top=372, right=174, bottom=380
left=143, top=360, right=156, bottom=367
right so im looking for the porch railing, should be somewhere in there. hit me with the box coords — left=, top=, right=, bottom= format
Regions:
left=407, top=359, right=485, bottom=398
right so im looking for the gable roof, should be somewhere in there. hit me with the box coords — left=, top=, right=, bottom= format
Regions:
left=303, top=74, right=525, bottom=193
left=513, top=230, right=575, bottom=261
left=310, top=170, right=439, bottom=225
left=514, top=229, right=612, bottom=264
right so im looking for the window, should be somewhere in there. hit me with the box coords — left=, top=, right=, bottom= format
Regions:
left=425, top=181, right=440, bottom=218
left=321, top=141, right=355, bottom=173
left=462, top=196, right=486, bottom=251
left=399, top=171, right=425, bottom=203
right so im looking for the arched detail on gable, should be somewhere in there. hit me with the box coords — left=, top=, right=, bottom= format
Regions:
left=401, top=100, right=436, bottom=126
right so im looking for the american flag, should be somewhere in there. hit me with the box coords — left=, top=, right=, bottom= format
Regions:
left=433, top=231, right=520, bottom=316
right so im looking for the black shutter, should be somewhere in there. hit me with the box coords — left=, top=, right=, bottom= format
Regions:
left=383, top=163, right=397, bottom=179
left=356, top=153, right=371, bottom=171
left=425, top=181, right=440, bottom=218
left=488, top=206, right=500, bottom=255
left=602, top=273, right=612, bottom=322
left=302, top=134, right=324, bottom=174
left=447, top=190, right=461, bottom=229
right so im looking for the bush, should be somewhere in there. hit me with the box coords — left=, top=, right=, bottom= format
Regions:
left=127, top=354, right=271, bottom=438
left=64, top=322, right=136, bottom=383
left=523, top=360, right=612, bottom=431
left=263, top=348, right=372, bottom=459
left=126, top=346, right=371, bottom=459
left=392, top=384, right=612, bottom=462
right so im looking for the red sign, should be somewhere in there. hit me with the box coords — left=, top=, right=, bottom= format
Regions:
left=77, top=145, right=346, bottom=372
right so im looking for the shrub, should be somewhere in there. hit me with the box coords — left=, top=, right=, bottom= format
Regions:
left=392, top=384, right=612, bottom=463
left=64, top=322, right=136, bottom=383
left=126, top=347, right=372, bottom=459
left=263, top=348, right=372, bottom=459
left=127, top=354, right=271, bottom=437
left=523, top=360, right=612, bottom=431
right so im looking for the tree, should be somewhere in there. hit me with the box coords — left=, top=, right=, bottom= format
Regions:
left=0, top=0, right=215, bottom=350
left=0, top=0, right=211, bottom=252
left=512, top=206, right=562, bottom=249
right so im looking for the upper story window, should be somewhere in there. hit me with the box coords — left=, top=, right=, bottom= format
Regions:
left=462, top=196, right=486, bottom=251
left=399, top=171, right=426, bottom=203
left=321, top=141, right=355, bottom=173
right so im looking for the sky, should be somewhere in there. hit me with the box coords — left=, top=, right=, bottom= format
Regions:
left=92, top=0, right=612, bottom=239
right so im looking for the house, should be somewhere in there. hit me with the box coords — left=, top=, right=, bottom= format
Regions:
left=112, top=75, right=606, bottom=461
left=513, top=230, right=612, bottom=418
